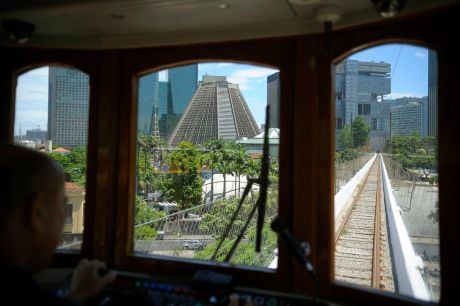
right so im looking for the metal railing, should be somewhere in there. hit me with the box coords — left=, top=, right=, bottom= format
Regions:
left=134, top=184, right=278, bottom=268
left=335, top=153, right=374, bottom=194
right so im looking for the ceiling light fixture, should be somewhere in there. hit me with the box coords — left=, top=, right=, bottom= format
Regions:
left=288, top=0, right=320, bottom=5
left=1, top=19, right=35, bottom=44
left=314, top=6, right=341, bottom=52
left=370, top=0, right=407, bottom=17
left=218, top=3, right=231, bottom=10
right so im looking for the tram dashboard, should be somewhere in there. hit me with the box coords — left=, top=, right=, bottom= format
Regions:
left=40, top=269, right=331, bottom=306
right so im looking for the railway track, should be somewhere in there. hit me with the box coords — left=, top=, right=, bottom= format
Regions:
left=334, top=155, right=394, bottom=291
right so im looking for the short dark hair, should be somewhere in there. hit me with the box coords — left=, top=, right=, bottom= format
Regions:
left=0, top=144, right=64, bottom=219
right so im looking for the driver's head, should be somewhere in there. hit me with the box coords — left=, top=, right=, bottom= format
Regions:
left=0, top=144, right=66, bottom=271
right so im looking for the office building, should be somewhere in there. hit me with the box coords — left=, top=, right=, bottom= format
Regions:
left=25, top=128, right=47, bottom=144
left=428, top=50, right=438, bottom=139
left=391, top=102, right=423, bottom=136
left=48, top=67, right=89, bottom=148
left=138, top=73, right=160, bottom=134
left=137, top=64, right=198, bottom=140
left=335, top=60, right=391, bottom=150
left=267, top=72, right=280, bottom=128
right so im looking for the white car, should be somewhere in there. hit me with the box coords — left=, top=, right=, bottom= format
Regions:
left=182, top=240, right=204, bottom=250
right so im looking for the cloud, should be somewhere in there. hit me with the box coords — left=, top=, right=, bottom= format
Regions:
left=414, top=52, right=426, bottom=58
left=217, top=63, right=233, bottom=67
left=227, top=67, right=278, bottom=90
left=386, top=92, right=423, bottom=99
left=14, top=67, right=49, bottom=134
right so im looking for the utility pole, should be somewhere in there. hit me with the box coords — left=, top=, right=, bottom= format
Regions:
left=389, top=112, right=392, bottom=155
left=351, top=113, right=355, bottom=175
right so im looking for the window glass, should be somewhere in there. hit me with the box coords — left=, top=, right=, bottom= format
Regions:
left=14, top=66, right=89, bottom=251
left=134, top=63, right=280, bottom=269
left=334, top=45, right=439, bottom=302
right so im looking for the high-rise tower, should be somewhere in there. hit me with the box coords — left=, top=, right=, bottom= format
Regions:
left=428, top=50, right=438, bottom=139
left=48, top=67, right=89, bottom=148
left=138, top=73, right=160, bottom=134
left=267, top=72, right=280, bottom=129
left=137, top=64, right=198, bottom=140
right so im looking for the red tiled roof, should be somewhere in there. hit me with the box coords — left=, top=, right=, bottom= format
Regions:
left=65, top=182, right=84, bottom=191
left=53, top=147, right=70, bottom=153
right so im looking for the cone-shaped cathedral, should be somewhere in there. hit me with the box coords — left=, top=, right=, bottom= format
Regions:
left=168, top=75, right=261, bottom=146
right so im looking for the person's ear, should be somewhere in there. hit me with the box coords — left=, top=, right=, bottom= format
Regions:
left=24, top=193, right=47, bottom=232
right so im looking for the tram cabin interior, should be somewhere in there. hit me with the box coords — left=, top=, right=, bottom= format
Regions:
left=1, top=0, right=459, bottom=306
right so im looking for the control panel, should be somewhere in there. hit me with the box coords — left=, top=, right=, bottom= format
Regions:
left=91, top=270, right=329, bottom=306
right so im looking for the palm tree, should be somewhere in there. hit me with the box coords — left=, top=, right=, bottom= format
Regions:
left=137, top=133, right=166, bottom=194
left=227, top=142, right=250, bottom=197
left=202, top=139, right=226, bottom=201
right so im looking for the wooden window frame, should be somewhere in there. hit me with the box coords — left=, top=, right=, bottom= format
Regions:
left=113, top=39, right=295, bottom=290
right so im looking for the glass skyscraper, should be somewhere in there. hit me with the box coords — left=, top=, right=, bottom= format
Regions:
left=169, top=65, right=198, bottom=114
left=48, top=67, right=89, bottom=148
left=138, top=73, right=159, bottom=134
left=428, top=50, right=438, bottom=139
left=267, top=72, right=280, bottom=129
left=137, top=64, right=198, bottom=140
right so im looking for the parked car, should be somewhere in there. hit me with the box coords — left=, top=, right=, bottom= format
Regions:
left=182, top=240, right=203, bottom=250
left=156, top=230, right=165, bottom=240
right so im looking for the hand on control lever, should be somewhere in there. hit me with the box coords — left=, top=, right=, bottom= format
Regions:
left=66, top=259, right=117, bottom=303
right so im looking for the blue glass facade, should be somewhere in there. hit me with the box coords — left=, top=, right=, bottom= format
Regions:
left=169, top=64, right=198, bottom=114
left=157, top=81, right=169, bottom=116
left=138, top=73, right=159, bottom=133
left=137, top=64, right=198, bottom=139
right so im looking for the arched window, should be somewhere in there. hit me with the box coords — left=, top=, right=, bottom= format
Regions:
left=333, top=44, right=439, bottom=302
left=14, top=65, right=90, bottom=252
left=132, top=62, right=281, bottom=269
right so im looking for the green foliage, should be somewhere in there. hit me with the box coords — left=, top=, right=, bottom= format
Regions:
left=134, top=196, right=166, bottom=240
left=339, top=124, right=352, bottom=150
left=161, top=141, right=203, bottom=209
left=194, top=223, right=277, bottom=267
left=137, top=134, right=166, bottom=195
left=413, top=155, right=437, bottom=179
left=388, top=133, right=437, bottom=174
left=390, top=132, right=436, bottom=156
left=201, top=139, right=267, bottom=197
left=198, top=197, right=254, bottom=239
left=195, top=188, right=278, bottom=267
left=48, top=146, right=87, bottom=187
left=351, top=116, right=370, bottom=148
left=336, top=148, right=361, bottom=163
left=429, top=175, right=438, bottom=185
left=416, top=148, right=427, bottom=155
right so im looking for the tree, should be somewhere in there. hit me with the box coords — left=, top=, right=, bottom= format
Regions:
left=226, top=142, right=253, bottom=197
left=413, top=155, right=437, bottom=179
left=389, top=133, right=438, bottom=173
left=164, top=141, right=203, bottom=209
left=195, top=188, right=278, bottom=267
left=49, top=146, right=87, bottom=187
left=201, top=139, right=226, bottom=202
left=134, top=196, right=166, bottom=240
left=339, top=124, right=352, bottom=150
left=351, top=116, right=370, bottom=148
left=137, top=134, right=166, bottom=195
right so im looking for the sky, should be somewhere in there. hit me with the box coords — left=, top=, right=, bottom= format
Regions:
left=14, top=44, right=430, bottom=135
